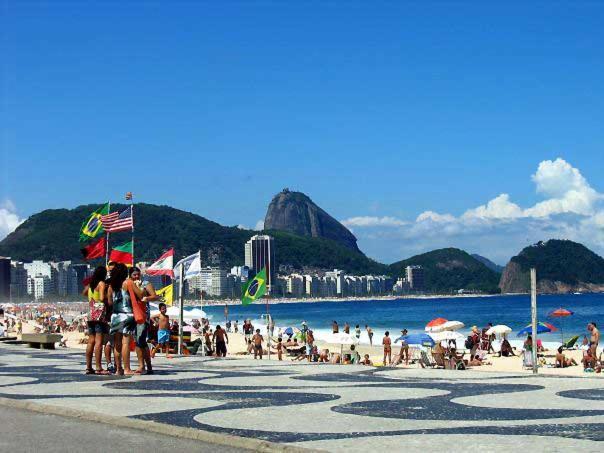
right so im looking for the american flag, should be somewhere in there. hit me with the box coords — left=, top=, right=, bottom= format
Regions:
left=102, top=206, right=133, bottom=233
left=100, top=211, right=119, bottom=227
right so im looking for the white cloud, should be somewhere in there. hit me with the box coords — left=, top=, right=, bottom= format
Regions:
left=416, top=211, right=456, bottom=223
left=254, top=219, right=265, bottom=231
left=344, top=158, right=604, bottom=263
left=462, top=194, right=524, bottom=220
left=0, top=199, right=25, bottom=240
left=342, top=216, right=408, bottom=227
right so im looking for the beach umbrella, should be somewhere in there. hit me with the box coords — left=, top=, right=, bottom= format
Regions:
left=283, top=327, right=300, bottom=337
left=428, top=330, right=465, bottom=344
left=425, top=318, right=448, bottom=332
left=516, top=322, right=556, bottom=337
left=438, top=320, right=465, bottom=332
left=399, top=333, right=435, bottom=347
left=486, top=325, right=512, bottom=336
left=548, top=308, right=574, bottom=343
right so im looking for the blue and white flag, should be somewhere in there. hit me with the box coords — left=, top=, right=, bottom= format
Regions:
left=173, top=251, right=202, bottom=280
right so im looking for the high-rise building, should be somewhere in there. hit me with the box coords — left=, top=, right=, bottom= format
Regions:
left=72, top=264, right=91, bottom=294
left=10, top=261, right=28, bottom=300
left=0, top=257, right=11, bottom=302
left=244, top=235, right=276, bottom=294
left=405, top=265, right=425, bottom=291
left=325, top=269, right=345, bottom=296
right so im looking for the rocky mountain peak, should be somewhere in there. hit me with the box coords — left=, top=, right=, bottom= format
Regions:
left=264, top=190, right=359, bottom=252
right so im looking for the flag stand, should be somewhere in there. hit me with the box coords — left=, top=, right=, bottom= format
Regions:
left=105, top=200, right=111, bottom=266
left=178, top=260, right=184, bottom=355
left=199, top=249, right=205, bottom=357
left=129, top=193, right=135, bottom=266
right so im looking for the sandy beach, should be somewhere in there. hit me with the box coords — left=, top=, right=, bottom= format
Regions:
left=10, top=318, right=596, bottom=377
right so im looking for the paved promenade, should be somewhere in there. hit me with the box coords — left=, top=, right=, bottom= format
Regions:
left=0, top=343, right=602, bottom=452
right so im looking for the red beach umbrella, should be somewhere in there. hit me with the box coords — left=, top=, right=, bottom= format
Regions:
left=548, top=308, right=573, bottom=343
left=549, top=308, right=574, bottom=317
left=425, top=318, right=448, bottom=332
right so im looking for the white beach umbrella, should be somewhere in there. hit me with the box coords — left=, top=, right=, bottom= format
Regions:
left=486, top=325, right=512, bottom=336
left=430, top=320, right=465, bottom=332
left=428, top=331, right=465, bottom=343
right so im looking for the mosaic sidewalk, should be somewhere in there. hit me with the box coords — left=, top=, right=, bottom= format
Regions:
left=0, top=343, right=602, bottom=452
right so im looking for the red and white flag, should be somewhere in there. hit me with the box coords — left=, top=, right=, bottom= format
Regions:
left=102, top=206, right=133, bottom=233
left=146, top=248, right=174, bottom=277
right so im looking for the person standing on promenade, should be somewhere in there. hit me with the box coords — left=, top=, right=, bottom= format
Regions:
left=108, top=263, right=135, bottom=375
left=332, top=321, right=339, bottom=334
left=83, top=266, right=108, bottom=375
left=382, top=331, right=392, bottom=366
left=213, top=325, right=228, bottom=357
left=129, top=266, right=158, bottom=374
left=365, top=325, right=373, bottom=346
left=252, top=328, right=264, bottom=359
left=151, top=303, right=171, bottom=358
left=103, top=261, right=116, bottom=373
left=588, top=322, right=599, bottom=356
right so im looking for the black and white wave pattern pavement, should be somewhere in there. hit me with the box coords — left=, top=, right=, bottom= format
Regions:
left=0, top=343, right=603, bottom=451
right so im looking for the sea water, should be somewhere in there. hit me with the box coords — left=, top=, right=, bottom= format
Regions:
left=203, top=293, right=604, bottom=346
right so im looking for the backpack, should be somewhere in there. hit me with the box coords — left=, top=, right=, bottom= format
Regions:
left=465, top=336, right=474, bottom=350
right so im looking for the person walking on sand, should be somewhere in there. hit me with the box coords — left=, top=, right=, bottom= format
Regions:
left=252, top=328, right=264, bottom=359
left=276, top=337, right=283, bottom=361
left=306, top=330, right=315, bottom=362
left=365, top=325, right=373, bottom=346
left=588, top=322, right=600, bottom=356
left=383, top=331, right=392, bottom=366
left=213, top=325, right=228, bottom=357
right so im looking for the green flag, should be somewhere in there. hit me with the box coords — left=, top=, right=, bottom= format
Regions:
left=241, top=268, right=267, bottom=305
left=79, top=203, right=109, bottom=242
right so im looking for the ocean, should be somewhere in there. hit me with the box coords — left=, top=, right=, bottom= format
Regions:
left=203, top=293, right=604, bottom=346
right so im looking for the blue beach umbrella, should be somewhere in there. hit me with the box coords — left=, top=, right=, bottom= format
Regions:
left=516, top=322, right=555, bottom=337
left=397, top=333, right=435, bottom=346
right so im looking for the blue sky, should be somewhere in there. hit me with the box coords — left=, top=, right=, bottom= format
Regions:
left=1, top=2, right=603, bottom=264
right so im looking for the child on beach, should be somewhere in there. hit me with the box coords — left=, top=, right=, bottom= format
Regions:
left=151, top=303, right=171, bottom=358
left=277, top=337, right=283, bottom=360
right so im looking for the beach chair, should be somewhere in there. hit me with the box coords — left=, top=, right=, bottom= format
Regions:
left=562, top=335, right=580, bottom=350
left=419, top=350, right=436, bottom=368
left=522, top=350, right=534, bottom=369
left=432, top=352, right=446, bottom=368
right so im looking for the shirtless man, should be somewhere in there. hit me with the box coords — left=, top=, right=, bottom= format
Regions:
left=151, top=303, right=171, bottom=358
left=213, top=325, right=228, bottom=357
left=252, top=329, right=264, bottom=359
left=383, top=331, right=392, bottom=366
left=365, top=325, right=373, bottom=346
left=556, top=346, right=578, bottom=368
left=588, top=322, right=599, bottom=356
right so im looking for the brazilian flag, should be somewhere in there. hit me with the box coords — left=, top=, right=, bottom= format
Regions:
left=79, top=203, right=109, bottom=242
left=241, top=268, right=267, bottom=305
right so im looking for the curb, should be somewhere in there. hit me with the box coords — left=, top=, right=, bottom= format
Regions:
left=0, top=397, right=316, bottom=452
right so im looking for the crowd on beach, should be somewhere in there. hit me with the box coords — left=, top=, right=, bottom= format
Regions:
left=1, top=279, right=602, bottom=376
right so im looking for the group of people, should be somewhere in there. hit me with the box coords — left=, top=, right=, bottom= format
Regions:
left=331, top=321, right=374, bottom=345
left=83, top=261, right=163, bottom=375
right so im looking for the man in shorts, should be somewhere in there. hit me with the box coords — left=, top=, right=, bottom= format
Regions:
left=213, top=325, right=228, bottom=357
left=130, top=267, right=158, bottom=374
left=252, top=328, right=264, bottom=359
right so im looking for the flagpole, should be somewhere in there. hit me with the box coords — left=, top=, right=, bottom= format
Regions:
left=129, top=193, right=135, bottom=266
left=105, top=200, right=111, bottom=266
left=178, top=260, right=184, bottom=355
left=199, top=250, right=205, bottom=357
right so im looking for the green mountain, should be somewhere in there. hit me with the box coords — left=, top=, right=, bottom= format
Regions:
left=388, top=248, right=501, bottom=294
left=0, top=203, right=385, bottom=275
left=499, top=239, right=604, bottom=293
